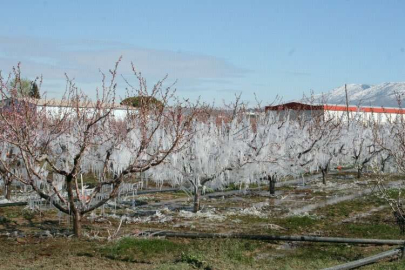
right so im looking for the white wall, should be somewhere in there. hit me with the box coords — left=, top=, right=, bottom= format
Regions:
left=324, top=110, right=403, bottom=123
left=38, top=105, right=137, bottom=120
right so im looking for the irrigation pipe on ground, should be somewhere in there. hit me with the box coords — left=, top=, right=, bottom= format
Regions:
left=0, top=202, right=27, bottom=208
left=323, top=248, right=403, bottom=270
left=145, top=231, right=405, bottom=269
left=144, top=231, right=405, bottom=246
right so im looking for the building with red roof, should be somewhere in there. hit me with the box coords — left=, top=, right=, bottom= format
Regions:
left=265, top=102, right=405, bottom=123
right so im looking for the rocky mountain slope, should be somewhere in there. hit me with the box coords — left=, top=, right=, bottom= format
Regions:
left=304, top=83, right=405, bottom=107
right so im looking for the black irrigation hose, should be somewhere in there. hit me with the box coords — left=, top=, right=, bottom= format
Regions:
left=146, top=231, right=405, bottom=269
left=135, top=188, right=179, bottom=195
left=0, top=202, right=27, bottom=208
left=323, top=248, right=403, bottom=270
left=145, top=231, right=405, bottom=246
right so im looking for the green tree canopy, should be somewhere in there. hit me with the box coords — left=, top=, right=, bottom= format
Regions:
left=29, top=82, right=41, bottom=99
left=10, top=78, right=31, bottom=97
left=120, top=96, right=163, bottom=108
left=9, top=79, right=41, bottom=99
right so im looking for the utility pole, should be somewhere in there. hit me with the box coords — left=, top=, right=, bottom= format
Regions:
left=345, top=84, right=350, bottom=127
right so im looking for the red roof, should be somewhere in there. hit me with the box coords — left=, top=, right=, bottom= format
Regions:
left=265, top=102, right=324, bottom=111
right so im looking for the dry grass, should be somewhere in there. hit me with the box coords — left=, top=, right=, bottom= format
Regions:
left=1, top=173, right=405, bottom=269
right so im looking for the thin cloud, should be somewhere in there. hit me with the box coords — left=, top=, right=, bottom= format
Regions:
left=0, top=36, right=248, bottom=98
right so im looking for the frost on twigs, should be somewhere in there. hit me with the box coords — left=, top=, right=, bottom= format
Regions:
left=3, top=62, right=405, bottom=237
left=0, top=60, right=202, bottom=236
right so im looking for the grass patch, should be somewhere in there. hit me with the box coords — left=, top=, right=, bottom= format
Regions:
left=315, top=195, right=380, bottom=219
left=312, top=190, right=329, bottom=196
left=334, top=223, right=401, bottom=239
left=101, top=237, right=182, bottom=263
left=0, top=215, right=11, bottom=225
left=275, top=216, right=318, bottom=232
left=363, top=259, right=405, bottom=270
left=272, top=243, right=367, bottom=269
left=178, top=252, right=212, bottom=269
left=279, top=185, right=296, bottom=191
left=101, top=237, right=263, bottom=268
left=185, top=238, right=264, bottom=268
left=81, top=173, right=100, bottom=187
left=5, top=211, right=20, bottom=219
left=221, top=240, right=257, bottom=264
left=22, top=209, right=36, bottom=222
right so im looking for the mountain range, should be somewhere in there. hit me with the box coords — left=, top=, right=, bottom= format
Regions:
left=301, top=83, right=405, bottom=107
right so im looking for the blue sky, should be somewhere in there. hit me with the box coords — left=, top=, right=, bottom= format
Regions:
left=1, top=0, right=404, bottom=105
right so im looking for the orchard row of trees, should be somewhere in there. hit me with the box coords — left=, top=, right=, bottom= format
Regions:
left=0, top=62, right=404, bottom=236
left=149, top=101, right=404, bottom=214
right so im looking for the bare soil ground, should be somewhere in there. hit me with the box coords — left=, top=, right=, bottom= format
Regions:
left=1, top=171, right=405, bottom=269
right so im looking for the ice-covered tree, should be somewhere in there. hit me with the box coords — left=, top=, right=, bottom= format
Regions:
left=0, top=143, right=24, bottom=200
left=0, top=61, right=200, bottom=236
left=241, top=109, right=327, bottom=195
left=301, top=116, right=345, bottom=184
left=347, top=119, right=381, bottom=178
left=151, top=105, right=251, bottom=212
left=369, top=113, right=405, bottom=233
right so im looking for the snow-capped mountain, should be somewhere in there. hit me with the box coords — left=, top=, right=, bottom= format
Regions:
left=303, top=83, right=405, bottom=107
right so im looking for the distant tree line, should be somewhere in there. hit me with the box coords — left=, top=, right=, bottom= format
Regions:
left=10, top=78, right=41, bottom=99
left=120, top=96, right=163, bottom=108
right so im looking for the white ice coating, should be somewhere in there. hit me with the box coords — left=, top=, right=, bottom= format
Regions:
left=150, top=117, right=251, bottom=192
left=1, top=101, right=402, bottom=217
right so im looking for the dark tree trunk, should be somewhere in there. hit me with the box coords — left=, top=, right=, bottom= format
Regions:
left=321, top=169, right=327, bottom=185
left=5, top=179, right=12, bottom=200
left=193, top=185, right=200, bottom=213
left=357, top=167, right=362, bottom=179
left=269, top=176, right=276, bottom=196
left=73, top=212, right=82, bottom=237
left=66, top=175, right=82, bottom=237
left=321, top=162, right=330, bottom=185
left=381, top=156, right=390, bottom=172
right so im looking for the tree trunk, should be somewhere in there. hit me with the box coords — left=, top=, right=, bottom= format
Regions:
left=357, top=167, right=362, bottom=179
left=381, top=157, right=389, bottom=172
left=73, top=212, right=82, bottom=237
left=193, top=185, right=200, bottom=213
left=66, top=175, right=82, bottom=237
left=269, top=176, right=276, bottom=196
left=321, top=169, right=327, bottom=185
left=381, top=162, right=386, bottom=172
left=5, top=179, right=12, bottom=200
